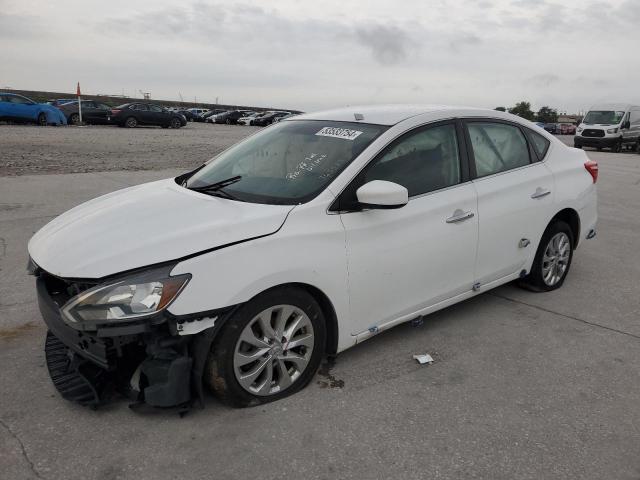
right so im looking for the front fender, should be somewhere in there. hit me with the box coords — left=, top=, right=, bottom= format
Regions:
left=167, top=200, right=353, bottom=351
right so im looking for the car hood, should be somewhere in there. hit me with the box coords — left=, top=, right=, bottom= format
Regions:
left=28, top=179, right=294, bottom=279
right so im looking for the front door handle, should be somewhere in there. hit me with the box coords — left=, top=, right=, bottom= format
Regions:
left=446, top=209, right=475, bottom=223
left=531, top=187, right=551, bottom=199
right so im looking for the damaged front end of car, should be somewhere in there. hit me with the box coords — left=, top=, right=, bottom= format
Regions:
left=30, top=259, right=230, bottom=411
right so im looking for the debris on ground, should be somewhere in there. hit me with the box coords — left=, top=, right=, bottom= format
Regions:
left=412, top=353, right=434, bottom=365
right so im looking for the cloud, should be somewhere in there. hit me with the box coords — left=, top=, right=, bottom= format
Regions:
left=355, top=25, right=411, bottom=65
left=525, top=74, right=560, bottom=87
left=449, top=33, right=482, bottom=52
left=3, top=0, right=640, bottom=113
left=0, top=12, right=47, bottom=38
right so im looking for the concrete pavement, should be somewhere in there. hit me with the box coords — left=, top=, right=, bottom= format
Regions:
left=1, top=152, right=639, bottom=480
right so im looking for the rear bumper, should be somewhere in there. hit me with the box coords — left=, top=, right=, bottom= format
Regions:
left=574, top=136, right=619, bottom=148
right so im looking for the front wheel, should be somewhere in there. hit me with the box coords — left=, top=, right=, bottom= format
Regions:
left=205, top=287, right=326, bottom=407
left=170, top=117, right=181, bottom=129
left=522, top=220, right=574, bottom=291
left=37, top=113, right=48, bottom=126
left=611, top=141, right=622, bottom=153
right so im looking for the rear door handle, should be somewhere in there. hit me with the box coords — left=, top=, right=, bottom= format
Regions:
left=531, top=187, right=551, bottom=199
left=446, top=209, right=475, bottom=223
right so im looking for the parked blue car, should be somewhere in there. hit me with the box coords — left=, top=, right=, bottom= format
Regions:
left=0, top=93, right=67, bottom=125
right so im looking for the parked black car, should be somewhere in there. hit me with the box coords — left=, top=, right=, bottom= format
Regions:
left=199, top=109, right=227, bottom=123
left=543, top=123, right=558, bottom=134
left=109, top=103, right=187, bottom=128
left=176, top=109, right=196, bottom=121
left=214, top=110, right=255, bottom=125
left=57, top=100, right=113, bottom=125
left=47, top=99, right=77, bottom=107
left=251, top=111, right=291, bottom=126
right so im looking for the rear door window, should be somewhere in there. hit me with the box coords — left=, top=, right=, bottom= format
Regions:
left=466, top=122, right=531, bottom=177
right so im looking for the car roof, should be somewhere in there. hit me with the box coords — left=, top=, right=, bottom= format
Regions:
left=294, top=104, right=512, bottom=126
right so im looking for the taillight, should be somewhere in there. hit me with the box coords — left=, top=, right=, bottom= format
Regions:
left=584, top=160, right=598, bottom=183
left=110, top=109, right=121, bottom=115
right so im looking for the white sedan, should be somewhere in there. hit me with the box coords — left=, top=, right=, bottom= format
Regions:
left=237, top=113, right=259, bottom=125
left=28, top=105, right=597, bottom=409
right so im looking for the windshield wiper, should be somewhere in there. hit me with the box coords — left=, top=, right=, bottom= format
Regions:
left=186, top=175, right=242, bottom=200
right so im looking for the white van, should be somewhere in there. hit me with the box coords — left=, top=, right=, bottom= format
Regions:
left=574, top=103, right=640, bottom=152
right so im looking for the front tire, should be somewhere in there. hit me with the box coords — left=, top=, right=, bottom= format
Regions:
left=611, top=141, right=622, bottom=153
left=522, top=220, right=574, bottom=291
left=37, top=113, right=48, bottom=126
left=170, top=117, right=181, bottom=129
left=205, top=287, right=326, bottom=407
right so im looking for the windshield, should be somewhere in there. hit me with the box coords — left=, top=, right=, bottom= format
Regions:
left=583, top=110, right=625, bottom=125
left=185, top=120, right=388, bottom=205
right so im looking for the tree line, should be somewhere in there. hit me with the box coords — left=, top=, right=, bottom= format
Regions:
left=494, top=102, right=560, bottom=123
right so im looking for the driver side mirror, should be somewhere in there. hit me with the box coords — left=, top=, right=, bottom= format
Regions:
left=356, top=180, right=408, bottom=209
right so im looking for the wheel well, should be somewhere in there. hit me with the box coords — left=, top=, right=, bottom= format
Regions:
left=550, top=208, right=580, bottom=246
left=258, top=283, right=339, bottom=356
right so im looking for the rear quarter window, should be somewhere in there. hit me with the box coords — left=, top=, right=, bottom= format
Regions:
left=527, top=129, right=551, bottom=160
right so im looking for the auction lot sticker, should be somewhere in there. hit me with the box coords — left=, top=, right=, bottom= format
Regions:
left=316, top=126, right=363, bottom=141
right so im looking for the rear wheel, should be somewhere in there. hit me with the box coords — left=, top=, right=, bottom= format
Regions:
left=37, top=113, right=47, bottom=126
left=226, top=118, right=232, bottom=125
left=205, top=287, right=326, bottom=407
left=124, top=116, right=137, bottom=128
left=521, top=220, right=574, bottom=291
left=69, top=113, right=80, bottom=125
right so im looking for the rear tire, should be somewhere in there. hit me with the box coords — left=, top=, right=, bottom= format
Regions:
left=124, top=116, right=137, bottom=128
left=37, top=113, right=47, bottom=126
left=68, top=113, right=80, bottom=125
left=521, top=220, right=574, bottom=292
left=612, top=141, right=622, bottom=153
left=205, top=287, right=326, bottom=408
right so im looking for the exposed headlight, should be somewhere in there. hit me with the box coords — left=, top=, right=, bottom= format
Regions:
left=606, top=127, right=618, bottom=134
left=61, top=272, right=190, bottom=325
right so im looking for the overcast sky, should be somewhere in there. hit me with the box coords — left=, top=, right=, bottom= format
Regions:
left=2, top=0, right=639, bottom=113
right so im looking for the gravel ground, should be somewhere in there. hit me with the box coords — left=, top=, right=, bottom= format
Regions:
left=0, top=123, right=259, bottom=176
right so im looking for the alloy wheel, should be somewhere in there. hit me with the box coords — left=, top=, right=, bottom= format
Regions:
left=541, top=232, right=571, bottom=287
left=233, top=304, right=314, bottom=396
